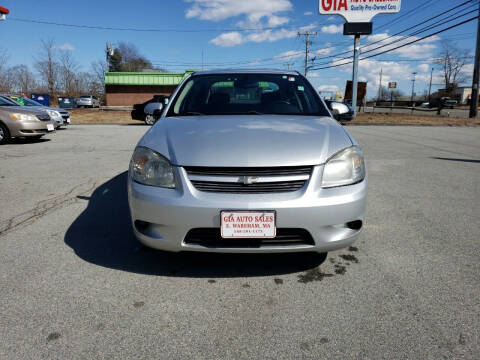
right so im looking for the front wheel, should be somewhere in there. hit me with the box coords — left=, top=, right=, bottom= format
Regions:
left=144, top=114, right=155, bottom=125
left=0, top=123, right=11, bottom=145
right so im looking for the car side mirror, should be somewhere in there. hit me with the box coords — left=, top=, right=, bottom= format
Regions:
left=329, top=102, right=350, bottom=121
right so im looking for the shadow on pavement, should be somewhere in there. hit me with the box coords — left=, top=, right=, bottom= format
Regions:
left=431, top=157, right=480, bottom=164
left=9, top=137, right=51, bottom=145
left=65, top=171, right=325, bottom=277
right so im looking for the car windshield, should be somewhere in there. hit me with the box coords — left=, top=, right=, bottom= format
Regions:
left=168, top=73, right=330, bottom=117
left=11, top=97, right=42, bottom=106
left=0, top=97, right=18, bottom=106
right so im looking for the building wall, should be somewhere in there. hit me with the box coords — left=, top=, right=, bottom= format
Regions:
left=456, top=87, right=471, bottom=104
left=105, top=85, right=178, bottom=106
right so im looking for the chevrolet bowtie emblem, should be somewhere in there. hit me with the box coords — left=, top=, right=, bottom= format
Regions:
left=241, top=176, right=259, bottom=185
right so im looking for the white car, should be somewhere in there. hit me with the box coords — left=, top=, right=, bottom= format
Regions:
left=75, top=95, right=100, bottom=108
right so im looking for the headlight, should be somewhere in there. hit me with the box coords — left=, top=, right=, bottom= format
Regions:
left=129, top=146, right=175, bottom=188
left=10, top=113, right=37, bottom=121
left=46, top=110, right=61, bottom=118
left=322, top=146, right=365, bottom=188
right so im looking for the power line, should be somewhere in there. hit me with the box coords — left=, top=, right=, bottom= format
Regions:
left=310, top=16, right=478, bottom=71
left=7, top=17, right=303, bottom=33
left=312, top=4, right=478, bottom=67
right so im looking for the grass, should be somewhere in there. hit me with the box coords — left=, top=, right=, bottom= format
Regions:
left=68, top=109, right=480, bottom=126
left=69, top=109, right=138, bottom=125
left=351, top=113, right=480, bottom=126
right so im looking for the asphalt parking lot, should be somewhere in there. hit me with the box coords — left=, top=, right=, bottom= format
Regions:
left=1, top=124, right=479, bottom=359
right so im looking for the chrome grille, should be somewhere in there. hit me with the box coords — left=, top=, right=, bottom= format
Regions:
left=185, top=166, right=312, bottom=177
left=185, top=166, right=312, bottom=194
left=190, top=180, right=306, bottom=193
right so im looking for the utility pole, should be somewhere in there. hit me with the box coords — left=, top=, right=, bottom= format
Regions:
left=411, top=72, right=417, bottom=103
left=297, top=31, right=317, bottom=76
left=470, top=5, right=480, bottom=118
left=106, top=43, right=112, bottom=72
left=428, top=67, right=434, bottom=102
left=377, top=68, right=383, bottom=101
left=283, top=63, right=294, bottom=70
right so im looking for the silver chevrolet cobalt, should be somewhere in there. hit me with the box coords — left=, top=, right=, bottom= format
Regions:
left=128, top=70, right=366, bottom=255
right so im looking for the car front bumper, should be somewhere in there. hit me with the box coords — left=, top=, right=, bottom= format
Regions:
left=128, top=166, right=367, bottom=253
left=9, top=120, right=56, bottom=137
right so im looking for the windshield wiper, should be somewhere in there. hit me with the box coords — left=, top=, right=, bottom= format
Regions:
left=180, top=111, right=204, bottom=116
left=246, top=110, right=263, bottom=115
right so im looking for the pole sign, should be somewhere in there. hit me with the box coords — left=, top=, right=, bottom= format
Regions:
left=0, top=6, right=9, bottom=21
left=388, top=82, right=397, bottom=89
left=319, top=0, right=401, bottom=23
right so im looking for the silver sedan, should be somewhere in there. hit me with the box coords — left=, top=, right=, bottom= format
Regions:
left=128, top=69, right=367, bottom=255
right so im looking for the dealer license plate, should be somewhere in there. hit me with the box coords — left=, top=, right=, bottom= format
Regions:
left=220, top=211, right=276, bottom=238
left=46, top=124, right=54, bottom=131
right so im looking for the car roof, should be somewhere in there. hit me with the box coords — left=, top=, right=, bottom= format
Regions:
left=191, top=69, right=301, bottom=76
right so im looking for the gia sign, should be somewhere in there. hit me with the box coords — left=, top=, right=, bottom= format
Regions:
left=319, top=0, right=401, bottom=23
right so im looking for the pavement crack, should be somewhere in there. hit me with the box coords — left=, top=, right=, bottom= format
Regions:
left=0, top=180, right=97, bottom=237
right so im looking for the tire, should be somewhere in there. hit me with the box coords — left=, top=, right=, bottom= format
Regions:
left=0, top=122, right=10, bottom=145
left=144, top=114, right=155, bottom=125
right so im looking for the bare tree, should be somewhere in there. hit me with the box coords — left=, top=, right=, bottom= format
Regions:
left=434, top=41, right=470, bottom=94
left=0, top=49, right=15, bottom=92
left=10, top=65, right=37, bottom=94
left=34, top=39, right=59, bottom=99
left=58, top=51, right=79, bottom=96
left=91, top=60, right=107, bottom=83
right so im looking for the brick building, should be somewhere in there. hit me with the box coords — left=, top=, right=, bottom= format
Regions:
left=104, top=71, right=193, bottom=106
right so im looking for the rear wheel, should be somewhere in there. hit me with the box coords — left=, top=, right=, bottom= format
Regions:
left=144, top=114, right=155, bottom=125
left=0, top=123, right=10, bottom=145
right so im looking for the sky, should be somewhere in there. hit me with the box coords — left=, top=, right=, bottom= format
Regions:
left=0, top=0, right=477, bottom=99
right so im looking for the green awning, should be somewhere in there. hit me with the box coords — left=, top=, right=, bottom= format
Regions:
left=105, top=70, right=195, bottom=86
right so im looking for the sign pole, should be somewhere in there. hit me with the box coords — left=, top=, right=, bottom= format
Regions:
left=469, top=5, right=480, bottom=118
left=352, top=34, right=360, bottom=117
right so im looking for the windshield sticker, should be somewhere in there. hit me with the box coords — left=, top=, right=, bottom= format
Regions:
left=288, top=77, right=295, bottom=82
left=298, top=86, right=304, bottom=91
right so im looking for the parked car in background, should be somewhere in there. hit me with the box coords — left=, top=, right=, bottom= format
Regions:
left=128, top=69, right=367, bottom=257
left=324, top=100, right=354, bottom=122
left=75, top=95, right=100, bottom=108
left=131, top=95, right=169, bottom=125
left=429, top=97, right=457, bottom=109
left=1, top=94, right=71, bottom=128
left=0, top=97, right=55, bottom=144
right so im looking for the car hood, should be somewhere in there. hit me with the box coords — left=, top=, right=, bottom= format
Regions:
left=0, top=105, right=49, bottom=116
left=138, top=115, right=353, bottom=167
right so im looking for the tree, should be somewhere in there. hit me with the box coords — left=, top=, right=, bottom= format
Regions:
left=434, top=41, right=470, bottom=94
left=10, top=65, right=37, bottom=94
left=108, top=42, right=153, bottom=72
left=34, top=39, right=59, bottom=99
left=58, top=51, right=79, bottom=96
left=0, top=50, right=13, bottom=92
